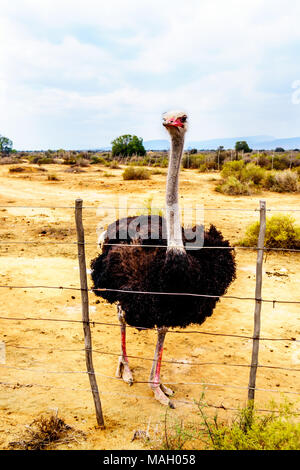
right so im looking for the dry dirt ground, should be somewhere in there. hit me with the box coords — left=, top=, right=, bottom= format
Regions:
left=0, top=163, right=299, bottom=450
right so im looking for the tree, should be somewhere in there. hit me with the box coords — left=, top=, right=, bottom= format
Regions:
left=0, top=135, right=13, bottom=155
left=275, top=147, right=285, bottom=153
left=111, top=134, right=146, bottom=158
left=235, top=141, right=252, bottom=153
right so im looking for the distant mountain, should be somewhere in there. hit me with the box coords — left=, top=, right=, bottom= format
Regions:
left=255, top=137, right=300, bottom=150
left=143, top=135, right=300, bottom=151
left=88, top=135, right=300, bottom=152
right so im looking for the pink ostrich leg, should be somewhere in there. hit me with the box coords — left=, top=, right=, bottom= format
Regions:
left=149, top=327, right=175, bottom=408
left=116, top=303, right=133, bottom=385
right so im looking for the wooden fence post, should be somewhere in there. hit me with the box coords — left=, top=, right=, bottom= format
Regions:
left=247, top=200, right=266, bottom=405
left=75, top=199, right=105, bottom=428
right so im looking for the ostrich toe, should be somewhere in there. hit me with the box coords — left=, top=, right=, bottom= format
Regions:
left=160, top=383, right=174, bottom=397
left=116, top=356, right=133, bottom=386
left=150, top=384, right=175, bottom=408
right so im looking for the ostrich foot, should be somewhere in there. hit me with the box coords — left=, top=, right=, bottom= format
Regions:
left=116, top=356, right=133, bottom=386
left=150, top=384, right=175, bottom=408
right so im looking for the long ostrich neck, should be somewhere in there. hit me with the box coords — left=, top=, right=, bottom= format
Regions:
left=166, top=132, right=185, bottom=252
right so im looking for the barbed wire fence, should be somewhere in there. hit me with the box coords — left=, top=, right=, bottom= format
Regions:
left=0, top=199, right=299, bottom=429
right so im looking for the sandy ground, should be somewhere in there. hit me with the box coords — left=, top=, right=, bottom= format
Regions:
left=0, top=163, right=299, bottom=450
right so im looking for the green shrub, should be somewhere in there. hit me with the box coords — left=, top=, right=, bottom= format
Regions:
left=271, top=154, right=292, bottom=170
left=262, top=171, right=277, bottom=190
left=182, top=154, right=206, bottom=169
left=155, top=158, right=168, bottom=168
left=239, top=214, right=300, bottom=249
left=216, top=161, right=300, bottom=195
left=216, top=175, right=253, bottom=195
left=241, top=163, right=266, bottom=185
left=256, top=153, right=270, bottom=168
left=200, top=401, right=300, bottom=450
left=151, top=398, right=300, bottom=451
left=220, top=160, right=266, bottom=183
left=122, top=167, right=151, bottom=180
left=198, top=163, right=209, bottom=172
left=221, top=160, right=245, bottom=179
left=61, top=156, right=78, bottom=165
left=295, top=166, right=300, bottom=176
left=90, top=156, right=107, bottom=165
left=31, top=156, right=55, bottom=164
left=129, top=160, right=144, bottom=167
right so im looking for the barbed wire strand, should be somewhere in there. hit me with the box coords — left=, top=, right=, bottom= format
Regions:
left=1, top=204, right=300, bottom=212
left=101, top=243, right=300, bottom=252
left=0, top=239, right=299, bottom=252
left=0, top=315, right=298, bottom=343
left=5, top=344, right=300, bottom=372
left=1, top=364, right=299, bottom=396
left=1, top=380, right=298, bottom=415
left=0, top=284, right=299, bottom=305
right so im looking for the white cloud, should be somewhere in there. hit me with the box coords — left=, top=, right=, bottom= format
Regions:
left=1, top=0, right=300, bottom=148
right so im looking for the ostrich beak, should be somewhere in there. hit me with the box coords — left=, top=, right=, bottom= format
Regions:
left=163, top=118, right=184, bottom=129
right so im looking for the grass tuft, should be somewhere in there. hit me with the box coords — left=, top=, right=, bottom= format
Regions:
left=122, top=166, right=151, bottom=180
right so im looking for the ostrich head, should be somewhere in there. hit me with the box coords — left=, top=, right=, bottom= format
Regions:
left=162, top=110, right=188, bottom=138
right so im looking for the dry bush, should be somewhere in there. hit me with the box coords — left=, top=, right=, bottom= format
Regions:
left=8, top=166, right=26, bottom=173
left=9, top=166, right=47, bottom=173
left=122, top=166, right=151, bottom=180
left=47, top=173, right=60, bottom=181
left=263, top=169, right=299, bottom=192
left=9, top=412, right=85, bottom=450
left=0, top=156, right=19, bottom=164
left=38, top=225, right=76, bottom=239
left=109, top=160, right=121, bottom=169
left=76, top=158, right=90, bottom=167
left=31, top=156, right=55, bottom=164
left=64, top=166, right=85, bottom=173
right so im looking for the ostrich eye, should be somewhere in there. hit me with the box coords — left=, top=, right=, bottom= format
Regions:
left=180, top=116, right=187, bottom=123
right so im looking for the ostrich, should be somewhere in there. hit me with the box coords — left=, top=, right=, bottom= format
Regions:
left=91, top=111, right=236, bottom=408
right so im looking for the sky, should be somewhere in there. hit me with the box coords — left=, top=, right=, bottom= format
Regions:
left=1, top=0, right=300, bottom=150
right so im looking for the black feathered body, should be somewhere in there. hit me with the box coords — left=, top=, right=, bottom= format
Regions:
left=91, top=215, right=236, bottom=329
